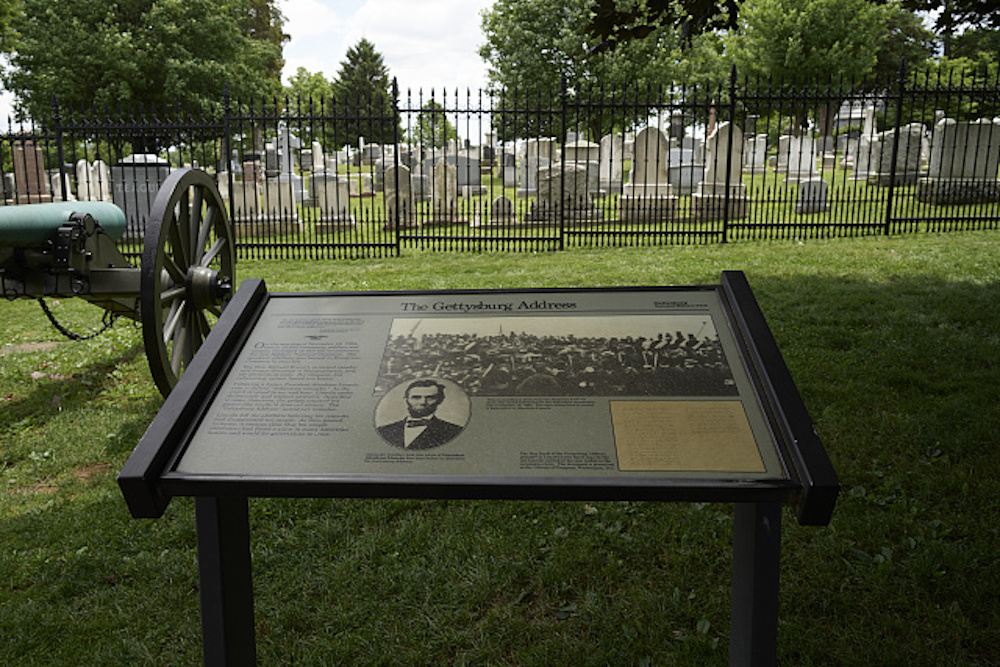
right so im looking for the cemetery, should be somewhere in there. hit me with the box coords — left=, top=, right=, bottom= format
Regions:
left=0, top=70, right=996, bottom=259
left=1, top=67, right=999, bottom=665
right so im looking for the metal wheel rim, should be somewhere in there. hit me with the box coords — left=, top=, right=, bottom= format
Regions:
left=141, top=168, right=235, bottom=396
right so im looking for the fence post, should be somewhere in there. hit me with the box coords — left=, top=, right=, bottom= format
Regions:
left=559, top=75, right=568, bottom=251
left=52, top=94, right=69, bottom=202
left=884, top=59, right=907, bottom=236
left=222, top=85, right=235, bottom=243
left=722, top=66, right=738, bottom=243
left=391, top=78, right=402, bottom=256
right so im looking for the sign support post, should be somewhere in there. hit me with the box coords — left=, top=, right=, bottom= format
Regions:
left=195, top=496, right=257, bottom=666
left=730, top=502, right=782, bottom=666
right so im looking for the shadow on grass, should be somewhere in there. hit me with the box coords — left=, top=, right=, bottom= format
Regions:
left=1, top=270, right=999, bottom=665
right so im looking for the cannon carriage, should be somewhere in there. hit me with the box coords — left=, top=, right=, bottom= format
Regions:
left=0, top=168, right=235, bottom=396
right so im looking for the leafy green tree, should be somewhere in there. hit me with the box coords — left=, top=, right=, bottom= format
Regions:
left=725, top=0, right=891, bottom=132
left=870, top=5, right=937, bottom=82
left=285, top=67, right=335, bottom=107
left=0, top=0, right=19, bottom=55
left=409, top=99, right=459, bottom=148
left=333, top=38, right=398, bottom=149
left=480, top=0, right=725, bottom=141
left=5, top=0, right=285, bottom=124
left=951, top=28, right=1000, bottom=61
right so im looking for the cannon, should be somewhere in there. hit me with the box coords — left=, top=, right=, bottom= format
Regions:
left=0, top=168, right=235, bottom=397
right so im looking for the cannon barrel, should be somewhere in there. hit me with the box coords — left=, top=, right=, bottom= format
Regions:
left=0, top=201, right=127, bottom=246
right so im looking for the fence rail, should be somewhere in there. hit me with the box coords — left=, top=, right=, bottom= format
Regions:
left=2, top=63, right=998, bottom=259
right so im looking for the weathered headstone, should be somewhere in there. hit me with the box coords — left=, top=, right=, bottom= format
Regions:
left=230, top=181, right=263, bottom=228
left=917, top=118, right=1000, bottom=203
left=743, top=134, right=768, bottom=174
left=867, top=123, right=925, bottom=187
left=795, top=179, right=830, bottom=214
left=384, top=164, right=416, bottom=228
left=13, top=136, right=52, bottom=204
left=517, top=156, right=550, bottom=196
left=427, top=159, right=463, bottom=224
left=312, top=173, right=354, bottom=231
left=111, top=154, right=171, bottom=239
left=665, top=147, right=704, bottom=196
left=472, top=195, right=517, bottom=227
left=598, top=133, right=624, bottom=193
left=619, top=126, right=676, bottom=223
left=527, top=163, right=602, bottom=225
left=850, top=106, right=879, bottom=181
left=780, top=136, right=817, bottom=183
left=258, top=177, right=303, bottom=237
left=76, top=159, right=112, bottom=202
left=691, top=122, right=748, bottom=220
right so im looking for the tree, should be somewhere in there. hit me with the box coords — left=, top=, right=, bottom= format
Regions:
left=410, top=100, right=459, bottom=148
left=725, top=0, right=891, bottom=132
left=588, top=0, right=1000, bottom=51
left=4, top=0, right=285, bottom=124
left=951, top=27, right=1000, bottom=60
left=0, top=0, right=19, bottom=55
left=332, top=38, right=398, bottom=149
left=870, top=6, right=937, bottom=82
left=480, top=0, right=727, bottom=141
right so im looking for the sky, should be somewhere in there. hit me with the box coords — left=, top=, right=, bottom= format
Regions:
left=0, top=0, right=496, bottom=120
left=279, top=0, right=495, bottom=95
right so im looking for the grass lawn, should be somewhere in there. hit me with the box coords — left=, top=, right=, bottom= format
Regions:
left=2, top=230, right=999, bottom=665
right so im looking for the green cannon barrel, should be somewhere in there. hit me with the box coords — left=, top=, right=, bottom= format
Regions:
left=0, top=201, right=127, bottom=247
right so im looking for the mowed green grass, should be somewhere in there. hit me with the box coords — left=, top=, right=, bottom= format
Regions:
left=2, top=230, right=998, bottom=665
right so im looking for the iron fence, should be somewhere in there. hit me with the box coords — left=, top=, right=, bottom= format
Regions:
left=2, top=62, right=998, bottom=259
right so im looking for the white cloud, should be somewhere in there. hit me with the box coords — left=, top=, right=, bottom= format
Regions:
left=281, top=0, right=494, bottom=93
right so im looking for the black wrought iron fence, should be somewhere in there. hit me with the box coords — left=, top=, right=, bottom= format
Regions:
left=2, top=62, right=997, bottom=260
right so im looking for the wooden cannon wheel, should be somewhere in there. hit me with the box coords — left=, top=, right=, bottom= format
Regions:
left=141, top=169, right=236, bottom=397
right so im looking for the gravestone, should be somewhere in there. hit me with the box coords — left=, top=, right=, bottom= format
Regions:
left=868, top=123, right=925, bottom=187
left=795, top=179, right=830, bottom=214
left=76, top=159, right=112, bottom=202
left=13, top=137, right=52, bottom=204
left=598, top=133, right=624, bottom=193
left=850, top=106, right=879, bottom=181
left=619, top=126, right=676, bottom=223
left=472, top=195, right=517, bottom=227
left=261, top=178, right=302, bottom=235
left=527, top=163, right=602, bottom=224
left=230, top=181, right=263, bottom=228
left=563, top=140, right=600, bottom=163
left=499, top=152, right=517, bottom=188
left=49, top=169, right=75, bottom=201
left=299, top=149, right=314, bottom=173
left=743, top=134, right=768, bottom=174
left=517, top=156, right=550, bottom=196
left=917, top=118, right=1000, bottom=203
left=384, top=164, right=416, bottom=228
left=427, top=159, right=463, bottom=224
left=780, top=136, right=817, bottom=183
left=666, top=147, right=704, bottom=196
left=312, top=173, right=354, bottom=231
left=111, top=154, right=171, bottom=239
left=691, top=122, right=748, bottom=221
left=348, top=173, right=373, bottom=197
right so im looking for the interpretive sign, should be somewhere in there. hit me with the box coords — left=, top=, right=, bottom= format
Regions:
left=119, top=273, right=839, bottom=667
left=172, top=286, right=782, bottom=482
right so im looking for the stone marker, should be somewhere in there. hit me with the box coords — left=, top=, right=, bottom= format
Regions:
left=619, top=126, right=676, bottom=223
left=795, top=179, right=830, bottom=214
left=13, top=136, right=52, bottom=204
left=917, top=118, right=1000, bottom=204
left=384, top=164, right=416, bottom=229
left=691, top=122, right=748, bottom=220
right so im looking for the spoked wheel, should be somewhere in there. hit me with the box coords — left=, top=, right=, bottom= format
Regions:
left=141, top=169, right=235, bottom=397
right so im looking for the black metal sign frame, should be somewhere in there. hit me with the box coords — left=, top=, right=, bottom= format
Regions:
left=118, top=272, right=839, bottom=666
